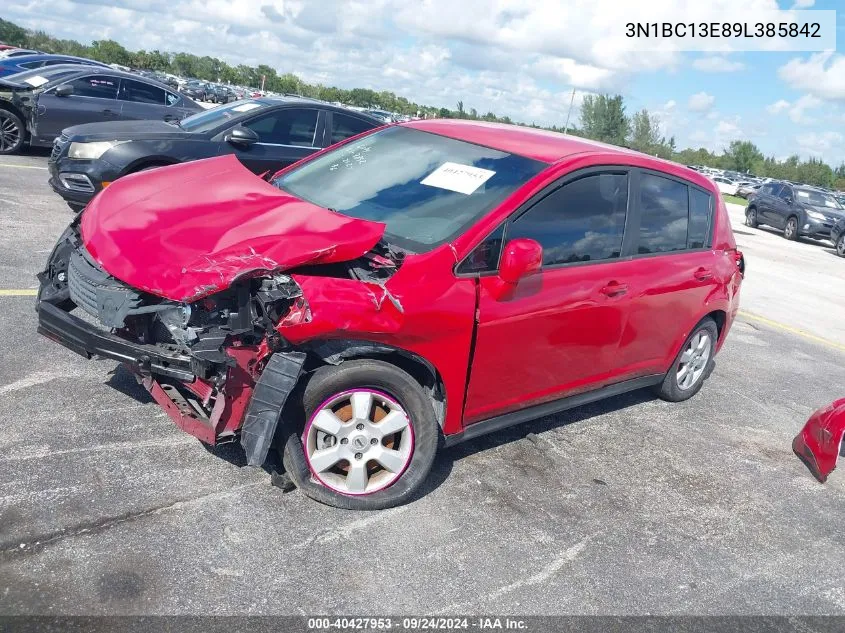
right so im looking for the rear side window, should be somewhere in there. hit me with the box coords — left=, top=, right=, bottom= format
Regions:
left=120, top=79, right=166, bottom=104
left=66, top=75, right=118, bottom=99
left=637, top=174, right=688, bottom=254
left=509, top=173, right=628, bottom=266
left=330, top=112, right=374, bottom=144
left=688, top=188, right=713, bottom=249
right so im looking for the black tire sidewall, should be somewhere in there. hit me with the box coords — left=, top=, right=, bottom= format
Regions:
left=0, top=109, right=25, bottom=155
left=282, top=359, right=440, bottom=510
left=836, top=235, right=845, bottom=257
left=655, top=318, right=718, bottom=402
left=746, top=207, right=758, bottom=228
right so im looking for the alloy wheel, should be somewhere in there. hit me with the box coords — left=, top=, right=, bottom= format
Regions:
left=837, top=235, right=845, bottom=257
left=676, top=331, right=711, bottom=390
left=302, top=389, right=414, bottom=495
left=785, top=219, right=797, bottom=239
left=746, top=208, right=756, bottom=226
left=0, top=113, right=21, bottom=153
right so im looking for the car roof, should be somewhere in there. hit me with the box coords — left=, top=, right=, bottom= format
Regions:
left=2, top=53, right=108, bottom=65
left=254, top=96, right=384, bottom=123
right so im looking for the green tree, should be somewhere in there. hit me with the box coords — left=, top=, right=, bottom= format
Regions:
left=580, top=94, right=629, bottom=146
left=724, top=140, right=763, bottom=174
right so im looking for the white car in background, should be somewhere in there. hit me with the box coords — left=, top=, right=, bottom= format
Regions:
left=712, top=176, right=739, bottom=196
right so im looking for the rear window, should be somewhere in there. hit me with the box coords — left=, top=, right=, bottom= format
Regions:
left=273, top=126, right=544, bottom=252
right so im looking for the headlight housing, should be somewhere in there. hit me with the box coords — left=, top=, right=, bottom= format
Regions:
left=68, top=140, right=128, bottom=160
left=806, top=210, right=826, bottom=221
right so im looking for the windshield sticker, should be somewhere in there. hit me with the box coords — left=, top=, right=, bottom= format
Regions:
left=421, top=162, right=495, bottom=195
left=232, top=103, right=261, bottom=112
left=24, top=75, right=49, bottom=87
left=328, top=143, right=373, bottom=171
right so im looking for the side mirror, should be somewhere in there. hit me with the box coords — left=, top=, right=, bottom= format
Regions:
left=225, top=126, right=259, bottom=147
left=498, top=238, right=543, bottom=285
left=54, top=84, right=73, bottom=97
left=785, top=196, right=793, bottom=205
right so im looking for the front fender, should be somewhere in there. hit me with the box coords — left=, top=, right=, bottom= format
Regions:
left=793, top=398, right=845, bottom=483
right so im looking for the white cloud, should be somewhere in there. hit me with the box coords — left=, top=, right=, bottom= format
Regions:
left=687, top=92, right=715, bottom=113
left=778, top=52, right=845, bottom=101
left=791, top=0, right=815, bottom=7
left=692, top=56, right=746, bottom=73
left=795, top=131, right=843, bottom=157
left=766, top=100, right=790, bottom=114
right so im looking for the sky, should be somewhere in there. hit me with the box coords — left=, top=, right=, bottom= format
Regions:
left=4, top=0, right=845, bottom=165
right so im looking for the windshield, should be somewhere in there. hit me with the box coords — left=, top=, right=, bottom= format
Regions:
left=177, top=100, right=267, bottom=133
left=795, top=188, right=843, bottom=209
left=272, top=126, right=544, bottom=251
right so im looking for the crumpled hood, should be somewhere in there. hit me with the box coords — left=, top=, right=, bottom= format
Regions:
left=80, top=154, right=386, bottom=302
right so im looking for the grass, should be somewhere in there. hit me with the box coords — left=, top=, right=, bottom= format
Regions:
left=723, top=195, right=748, bottom=206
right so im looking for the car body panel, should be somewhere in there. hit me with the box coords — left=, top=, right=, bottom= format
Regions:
left=793, top=398, right=845, bottom=483
left=0, top=54, right=108, bottom=78
left=80, top=154, right=387, bottom=301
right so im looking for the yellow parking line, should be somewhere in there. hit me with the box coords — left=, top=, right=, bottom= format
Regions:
left=0, top=289, right=38, bottom=296
left=0, top=163, right=47, bottom=170
left=738, top=310, right=845, bottom=353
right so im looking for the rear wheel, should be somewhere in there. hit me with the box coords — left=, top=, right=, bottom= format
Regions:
left=784, top=216, right=799, bottom=241
left=653, top=318, right=718, bottom=402
left=745, top=206, right=758, bottom=228
left=0, top=109, right=25, bottom=155
left=281, top=360, right=439, bottom=509
left=836, top=234, right=845, bottom=258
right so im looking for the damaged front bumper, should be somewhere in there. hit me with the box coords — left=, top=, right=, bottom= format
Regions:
left=792, top=398, right=845, bottom=483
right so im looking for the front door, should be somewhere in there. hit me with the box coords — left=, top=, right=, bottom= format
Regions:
left=35, top=74, right=121, bottom=142
left=224, top=107, right=325, bottom=174
left=463, top=170, right=634, bottom=423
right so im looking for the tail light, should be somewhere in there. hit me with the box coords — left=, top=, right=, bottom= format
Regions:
left=735, top=250, right=745, bottom=276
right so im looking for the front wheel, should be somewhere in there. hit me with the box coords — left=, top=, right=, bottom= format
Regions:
left=836, top=234, right=845, bottom=258
left=0, top=109, right=25, bottom=155
left=653, top=318, right=718, bottom=402
left=784, top=216, right=799, bottom=241
left=281, top=360, right=439, bottom=510
left=745, top=206, right=758, bottom=228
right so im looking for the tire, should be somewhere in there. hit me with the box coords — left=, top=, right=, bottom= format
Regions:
left=745, top=206, right=758, bottom=228
left=784, top=216, right=799, bottom=241
left=66, top=202, right=85, bottom=213
left=0, top=109, right=25, bottom=155
left=280, top=359, right=439, bottom=510
left=653, top=318, right=718, bottom=403
left=836, top=234, right=845, bottom=258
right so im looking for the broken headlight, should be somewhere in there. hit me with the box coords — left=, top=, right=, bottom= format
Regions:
left=255, top=274, right=311, bottom=327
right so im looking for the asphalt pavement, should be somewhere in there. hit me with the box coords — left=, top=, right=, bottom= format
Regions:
left=0, top=153, right=844, bottom=615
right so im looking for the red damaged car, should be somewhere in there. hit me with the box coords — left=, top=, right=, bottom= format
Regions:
left=36, top=120, right=744, bottom=509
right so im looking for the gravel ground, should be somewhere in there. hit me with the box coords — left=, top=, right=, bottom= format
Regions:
left=0, top=152, right=844, bottom=616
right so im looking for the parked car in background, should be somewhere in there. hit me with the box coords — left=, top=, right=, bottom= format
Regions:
left=181, top=81, right=211, bottom=101
left=37, top=120, right=744, bottom=509
left=831, top=218, right=845, bottom=257
left=364, top=108, right=396, bottom=123
left=0, top=54, right=109, bottom=78
left=0, top=65, right=200, bottom=155
left=48, top=97, right=381, bottom=209
left=737, top=182, right=761, bottom=199
left=712, top=176, right=739, bottom=196
left=0, top=48, right=41, bottom=58
left=746, top=182, right=845, bottom=241
left=208, top=84, right=235, bottom=104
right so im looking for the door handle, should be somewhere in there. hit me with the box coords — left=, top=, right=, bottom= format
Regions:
left=600, top=281, right=628, bottom=297
left=102, top=109, right=118, bottom=117
left=694, top=268, right=713, bottom=281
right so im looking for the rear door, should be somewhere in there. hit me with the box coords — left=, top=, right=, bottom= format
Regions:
left=35, top=74, right=121, bottom=141
left=772, top=185, right=795, bottom=228
left=755, top=183, right=779, bottom=225
left=117, top=78, right=180, bottom=122
left=463, top=168, right=635, bottom=423
left=224, top=106, right=324, bottom=173
left=618, top=170, right=720, bottom=374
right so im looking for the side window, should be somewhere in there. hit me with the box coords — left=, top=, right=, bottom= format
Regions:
left=456, top=225, right=505, bottom=274
left=508, top=173, right=628, bottom=266
left=244, top=108, right=318, bottom=146
left=637, top=173, right=688, bottom=254
left=19, top=61, right=44, bottom=69
left=688, top=188, right=713, bottom=249
left=778, top=186, right=793, bottom=201
left=165, top=91, right=180, bottom=106
left=119, top=79, right=166, bottom=105
left=768, top=184, right=783, bottom=198
left=65, top=75, right=118, bottom=99
left=330, top=112, right=374, bottom=144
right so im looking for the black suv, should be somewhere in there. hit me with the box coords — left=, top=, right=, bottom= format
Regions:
left=48, top=97, right=383, bottom=210
left=745, top=182, right=845, bottom=241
